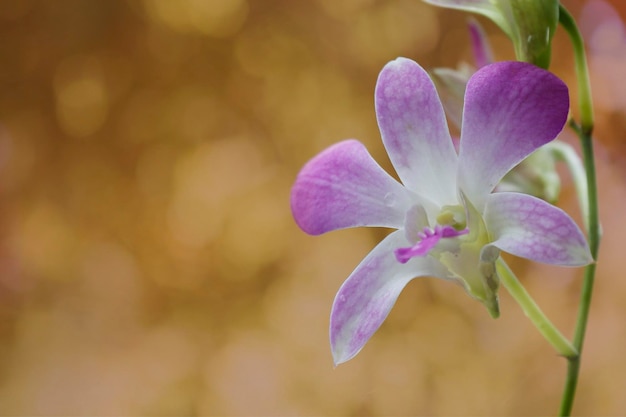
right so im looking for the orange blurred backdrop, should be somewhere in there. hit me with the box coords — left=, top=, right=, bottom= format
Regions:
left=0, top=0, right=625, bottom=415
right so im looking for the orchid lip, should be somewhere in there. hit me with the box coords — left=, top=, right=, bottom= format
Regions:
left=395, top=225, right=469, bottom=263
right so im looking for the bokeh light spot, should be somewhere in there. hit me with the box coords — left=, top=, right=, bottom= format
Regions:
left=53, top=55, right=109, bottom=138
left=142, top=0, right=249, bottom=38
left=11, top=203, right=78, bottom=282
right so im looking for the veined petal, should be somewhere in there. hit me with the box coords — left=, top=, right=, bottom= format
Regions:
left=330, top=231, right=449, bottom=365
left=291, top=140, right=414, bottom=235
left=376, top=57, right=458, bottom=205
left=457, top=61, right=569, bottom=209
left=484, top=192, right=593, bottom=266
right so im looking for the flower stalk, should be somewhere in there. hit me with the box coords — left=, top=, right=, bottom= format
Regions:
left=496, top=258, right=577, bottom=359
left=557, top=5, right=601, bottom=417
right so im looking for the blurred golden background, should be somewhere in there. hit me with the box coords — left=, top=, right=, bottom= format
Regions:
left=0, top=0, right=625, bottom=415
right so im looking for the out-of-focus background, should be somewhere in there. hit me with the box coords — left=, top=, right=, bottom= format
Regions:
left=0, top=0, right=625, bottom=415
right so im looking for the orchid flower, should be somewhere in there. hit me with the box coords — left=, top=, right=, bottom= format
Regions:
left=423, top=0, right=559, bottom=68
left=290, top=58, right=593, bottom=365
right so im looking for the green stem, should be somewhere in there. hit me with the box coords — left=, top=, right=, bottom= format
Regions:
left=496, top=258, right=577, bottom=359
left=558, top=5, right=601, bottom=416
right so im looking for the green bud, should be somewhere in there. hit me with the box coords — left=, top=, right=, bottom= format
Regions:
left=498, top=146, right=561, bottom=204
left=424, top=0, right=560, bottom=68
left=504, top=0, right=559, bottom=68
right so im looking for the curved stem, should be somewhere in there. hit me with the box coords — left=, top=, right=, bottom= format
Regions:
left=496, top=258, right=577, bottom=359
left=558, top=5, right=601, bottom=416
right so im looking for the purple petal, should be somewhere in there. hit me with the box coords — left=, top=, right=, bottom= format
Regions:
left=291, top=140, right=414, bottom=235
left=375, top=58, right=458, bottom=205
left=457, top=65, right=568, bottom=211
left=330, top=231, right=449, bottom=365
left=457, top=62, right=569, bottom=209
left=484, top=192, right=593, bottom=266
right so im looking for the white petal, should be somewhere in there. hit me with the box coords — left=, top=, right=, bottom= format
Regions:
left=330, top=230, right=449, bottom=364
left=375, top=58, right=458, bottom=205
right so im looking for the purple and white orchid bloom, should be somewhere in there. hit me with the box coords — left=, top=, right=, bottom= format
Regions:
left=290, top=58, right=593, bottom=365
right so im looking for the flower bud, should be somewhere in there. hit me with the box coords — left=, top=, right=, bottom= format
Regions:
left=424, top=0, right=559, bottom=68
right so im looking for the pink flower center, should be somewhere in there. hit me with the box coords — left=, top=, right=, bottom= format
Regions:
left=395, top=225, right=469, bottom=264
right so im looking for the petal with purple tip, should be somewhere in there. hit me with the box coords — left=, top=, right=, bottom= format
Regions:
left=375, top=58, right=458, bottom=205
left=291, top=140, right=414, bottom=235
left=330, top=231, right=449, bottom=365
left=457, top=61, right=569, bottom=209
left=484, top=192, right=593, bottom=266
